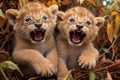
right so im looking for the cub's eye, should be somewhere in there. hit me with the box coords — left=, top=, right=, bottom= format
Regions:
left=42, top=16, right=48, bottom=20
left=69, top=18, right=75, bottom=22
left=25, top=17, right=32, bottom=22
left=85, top=20, right=91, bottom=25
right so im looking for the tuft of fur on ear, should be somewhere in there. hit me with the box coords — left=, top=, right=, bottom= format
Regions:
left=6, top=9, right=18, bottom=26
left=95, top=17, right=105, bottom=27
left=56, top=11, right=65, bottom=20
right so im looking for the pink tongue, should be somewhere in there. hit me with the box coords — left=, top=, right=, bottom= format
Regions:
left=72, top=33, right=80, bottom=43
left=34, top=32, right=42, bottom=41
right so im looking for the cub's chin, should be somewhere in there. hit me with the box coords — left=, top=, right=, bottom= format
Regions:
left=68, top=29, right=86, bottom=46
left=30, top=28, right=46, bottom=43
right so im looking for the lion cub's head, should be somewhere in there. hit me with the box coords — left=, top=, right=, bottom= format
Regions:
left=57, top=7, right=104, bottom=46
left=6, top=2, right=58, bottom=43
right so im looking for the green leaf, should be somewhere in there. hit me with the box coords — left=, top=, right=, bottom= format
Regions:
left=89, top=71, right=96, bottom=80
left=103, top=48, right=109, bottom=53
left=0, top=61, right=23, bottom=76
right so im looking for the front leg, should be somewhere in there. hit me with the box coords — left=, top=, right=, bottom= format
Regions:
left=46, top=48, right=58, bottom=75
left=13, top=49, right=55, bottom=76
left=57, top=57, right=69, bottom=80
left=78, top=43, right=99, bottom=69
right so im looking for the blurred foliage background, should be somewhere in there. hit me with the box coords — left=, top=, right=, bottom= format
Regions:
left=0, top=0, right=120, bottom=80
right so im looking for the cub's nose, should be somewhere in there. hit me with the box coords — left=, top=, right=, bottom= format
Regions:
left=35, top=23, right=42, bottom=28
left=76, top=25, right=83, bottom=29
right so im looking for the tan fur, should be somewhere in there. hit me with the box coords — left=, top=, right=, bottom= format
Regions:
left=6, top=2, right=58, bottom=77
left=57, top=6, right=104, bottom=80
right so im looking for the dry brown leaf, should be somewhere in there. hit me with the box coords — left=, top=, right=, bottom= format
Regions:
left=107, top=22, right=114, bottom=43
left=73, top=71, right=83, bottom=79
left=111, top=46, right=115, bottom=60
left=0, top=2, right=3, bottom=7
left=0, top=51, right=9, bottom=62
left=88, top=0, right=96, bottom=6
left=60, top=0, right=70, bottom=6
left=18, top=0, right=29, bottom=8
left=46, top=0, right=57, bottom=6
left=111, top=10, right=119, bottom=16
left=114, top=14, right=120, bottom=38
left=28, top=76, right=40, bottom=80
left=0, top=9, right=7, bottom=28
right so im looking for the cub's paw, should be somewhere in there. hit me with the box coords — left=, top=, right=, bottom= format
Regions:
left=78, top=55, right=97, bottom=69
left=33, top=59, right=56, bottom=76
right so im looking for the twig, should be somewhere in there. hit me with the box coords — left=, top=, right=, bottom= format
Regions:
left=110, top=0, right=120, bottom=11
left=99, top=36, right=117, bottom=59
left=94, top=62, right=120, bottom=72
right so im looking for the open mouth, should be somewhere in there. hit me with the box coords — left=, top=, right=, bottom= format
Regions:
left=69, top=30, right=86, bottom=44
left=30, top=28, right=45, bottom=42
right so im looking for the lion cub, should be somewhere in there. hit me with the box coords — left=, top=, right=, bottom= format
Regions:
left=6, top=2, right=58, bottom=77
left=57, top=7, right=104, bottom=80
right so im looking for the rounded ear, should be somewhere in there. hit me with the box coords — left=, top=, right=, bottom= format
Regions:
left=6, top=9, right=18, bottom=26
left=48, top=4, right=58, bottom=21
left=49, top=4, right=58, bottom=14
left=95, top=17, right=105, bottom=27
left=56, top=11, right=65, bottom=20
